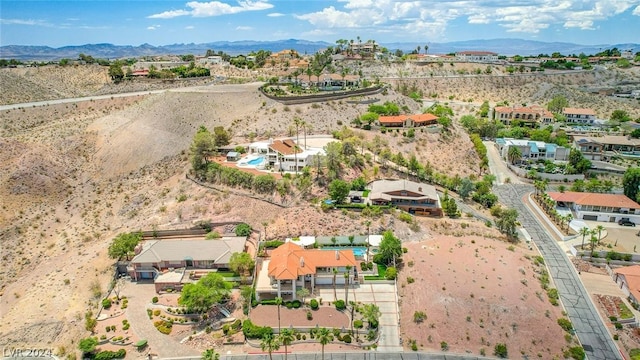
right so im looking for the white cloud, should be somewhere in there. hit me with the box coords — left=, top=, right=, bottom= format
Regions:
left=236, top=25, right=253, bottom=30
left=148, top=0, right=273, bottom=19
left=295, top=0, right=640, bottom=36
left=267, top=12, right=285, bottom=17
left=185, top=25, right=195, bottom=29
left=147, top=25, right=161, bottom=30
left=0, top=18, right=51, bottom=26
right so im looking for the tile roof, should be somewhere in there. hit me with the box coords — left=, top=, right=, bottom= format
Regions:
left=131, top=238, right=246, bottom=265
left=563, top=107, right=596, bottom=116
left=410, top=113, right=439, bottom=123
left=267, top=242, right=357, bottom=280
left=378, top=115, right=407, bottom=124
left=614, top=265, right=640, bottom=302
left=269, top=139, right=301, bottom=155
left=457, top=51, right=497, bottom=55
left=547, top=191, right=640, bottom=208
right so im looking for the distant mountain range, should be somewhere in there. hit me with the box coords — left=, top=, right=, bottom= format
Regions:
left=1, top=38, right=638, bottom=61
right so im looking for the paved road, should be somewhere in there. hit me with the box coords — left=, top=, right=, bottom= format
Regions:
left=483, top=141, right=523, bottom=185
left=218, top=352, right=494, bottom=359
left=494, top=184, right=621, bottom=360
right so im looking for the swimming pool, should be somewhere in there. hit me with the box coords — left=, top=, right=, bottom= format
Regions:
left=322, top=246, right=367, bottom=258
left=247, top=156, right=265, bottom=165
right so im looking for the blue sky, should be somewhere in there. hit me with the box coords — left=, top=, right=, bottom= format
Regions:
left=1, top=0, right=639, bottom=47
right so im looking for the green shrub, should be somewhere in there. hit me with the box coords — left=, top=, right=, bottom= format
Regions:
left=413, top=311, right=427, bottom=323
left=564, top=346, right=586, bottom=360
left=122, top=323, right=130, bottom=331
left=153, top=309, right=161, bottom=316
left=154, top=320, right=172, bottom=335
left=334, top=300, right=346, bottom=310
left=94, top=349, right=126, bottom=360
left=557, top=318, right=573, bottom=333
left=407, top=276, right=415, bottom=284
left=411, top=340, right=418, bottom=351
left=235, top=223, right=252, bottom=237
left=102, top=298, right=112, bottom=309
left=263, top=240, right=285, bottom=249
left=310, top=299, right=319, bottom=310
left=292, top=300, right=301, bottom=308
left=286, top=302, right=293, bottom=309
left=615, top=322, right=623, bottom=330
left=494, top=343, right=508, bottom=358
left=307, top=310, right=313, bottom=320
left=342, top=334, right=352, bottom=343
left=385, top=267, right=397, bottom=280
left=242, top=319, right=273, bottom=339
left=152, top=296, right=158, bottom=304
left=440, top=341, right=449, bottom=351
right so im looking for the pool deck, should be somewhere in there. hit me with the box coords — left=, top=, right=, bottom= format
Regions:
left=212, top=156, right=282, bottom=179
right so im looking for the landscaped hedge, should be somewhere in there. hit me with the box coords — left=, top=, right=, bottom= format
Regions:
left=334, top=300, right=346, bottom=310
left=310, top=299, right=319, bottom=310
left=242, top=319, right=273, bottom=339
left=94, top=349, right=126, bottom=360
left=262, top=240, right=285, bottom=249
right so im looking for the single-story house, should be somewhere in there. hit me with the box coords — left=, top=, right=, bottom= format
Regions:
left=128, top=237, right=247, bottom=291
left=547, top=191, right=640, bottom=223
left=257, top=242, right=358, bottom=300
left=613, top=265, right=640, bottom=305
left=378, top=114, right=439, bottom=128
left=367, top=179, right=442, bottom=217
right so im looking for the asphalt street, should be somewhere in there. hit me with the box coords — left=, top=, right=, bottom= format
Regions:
left=495, top=184, right=622, bottom=360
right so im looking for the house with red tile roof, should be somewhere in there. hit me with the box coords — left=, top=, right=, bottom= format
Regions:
left=547, top=191, right=640, bottom=223
left=493, top=105, right=554, bottom=126
left=247, top=138, right=325, bottom=172
left=257, top=242, right=358, bottom=300
left=613, top=265, right=640, bottom=305
left=378, top=113, right=438, bottom=128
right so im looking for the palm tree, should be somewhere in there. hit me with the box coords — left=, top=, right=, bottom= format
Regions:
left=596, top=225, right=605, bottom=245
left=579, top=227, right=590, bottom=253
left=361, top=303, right=381, bottom=329
left=425, top=44, right=429, bottom=54
left=316, top=327, right=334, bottom=360
left=279, top=328, right=295, bottom=360
left=262, top=221, right=269, bottom=241
left=564, top=213, right=573, bottom=231
left=260, top=333, right=280, bottom=360
left=344, top=265, right=352, bottom=303
left=332, top=268, right=338, bottom=301
left=507, top=146, right=522, bottom=165
left=589, top=233, right=598, bottom=257
left=293, top=117, right=302, bottom=174
left=275, top=297, right=283, bottom=332
left=364, top=220, right=372, bottom=259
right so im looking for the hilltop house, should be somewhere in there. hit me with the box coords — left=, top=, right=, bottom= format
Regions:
left=573, top=135, right=640, bottom=161
left=367, top=179, right=442, bottom=217
left=547, top=191, right=640, bottom=223
left=493, top=105, right=554, bottom=126
left=127, top=237, right=247, bottom=292
left=496, top=138, right=570, bottom=162
left=378, top=114, right=439, bottom=128
left=256, top=242, right=358, bottom=300
left=563, top=108, right=597, bottom=124
left=248, top=138, right=325, bottom=172
left=455, top=51, right=499, bottom=62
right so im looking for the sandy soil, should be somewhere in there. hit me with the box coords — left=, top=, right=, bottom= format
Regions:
left=398, top=234, right=569, bottom=358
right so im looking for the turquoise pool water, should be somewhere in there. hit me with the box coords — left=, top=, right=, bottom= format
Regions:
left=322, top=246, right=367, bottom=257
left=247, top=156, right=265, bottom=165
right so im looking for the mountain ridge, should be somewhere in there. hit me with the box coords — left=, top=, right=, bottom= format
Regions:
left=1, top=38, right=637, bottom=60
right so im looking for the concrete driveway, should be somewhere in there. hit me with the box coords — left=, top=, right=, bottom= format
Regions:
left=316, top=282, right=402, bottom=352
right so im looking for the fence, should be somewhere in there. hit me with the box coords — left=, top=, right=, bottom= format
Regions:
left=260, top=85, right=385, bottom=105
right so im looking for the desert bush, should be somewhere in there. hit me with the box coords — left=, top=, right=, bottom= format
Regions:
left=152, top=296, right=158, bottom=304
left=153, top=309, right=161, bottom=317
left=440, top=341, right=449, bottom=351
left=102, top=298, right=112, bottom=309
left=494, top=343, right=508, bottom=358
left=407, top=276, right=415, bottom=284
left=413, top=311, right=427, bottom=323
left=557, top=318, right=573, bottom=333
left=564, top=346, right=586, bottom=360
left=385, top=267, right=397, bottom=280
left=94, top=349, right=126, bottom=360
left=154, top=320, right=172, bottom=335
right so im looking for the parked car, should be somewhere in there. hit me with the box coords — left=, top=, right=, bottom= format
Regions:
left=618, top=218, right=636, bottom=227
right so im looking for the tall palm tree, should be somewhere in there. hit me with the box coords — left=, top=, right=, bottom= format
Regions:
left=579, top=227, right=590, bottom=252
left=292, top=117, right=302, bottom=174
left=589, top=233, right=599, bottom=257
left=332, top=268, right=338, bottom=301
left=564, top=214, right=573, bottom=231
left=425, top=44, right=429, bottom=54
left=344, top=265, right=352, bottom=303
left=260, top=333, right=280, bottom=360
left=316, top=327, right=334, bottom=360
left=279, top=328, right=295, bottom=360
left=275, top=297, right=283, bottom=332
left=596, top=225, right=605, bottom=245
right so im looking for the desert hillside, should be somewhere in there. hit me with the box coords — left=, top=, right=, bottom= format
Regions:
left=1, top=63, right=638, bottom=355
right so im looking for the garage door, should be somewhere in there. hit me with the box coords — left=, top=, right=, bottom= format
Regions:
left=140, top=272, right=154, bottom=279
left=582, top=215, right=598, bottom=221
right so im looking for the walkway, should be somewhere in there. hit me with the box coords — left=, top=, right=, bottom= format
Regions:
left=494, top=184, right=622, bottom=360
left=316, top=283, right=402, bottom=352
left=123, top=282, right=199, bottom=358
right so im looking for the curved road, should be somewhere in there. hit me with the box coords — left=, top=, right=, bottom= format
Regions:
left=485, top=141, right=621, bottom=360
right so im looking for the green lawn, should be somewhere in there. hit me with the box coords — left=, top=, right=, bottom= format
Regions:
left=619, top=301, right=634, bottom=320
left=364, top=263, right=387, bottom=280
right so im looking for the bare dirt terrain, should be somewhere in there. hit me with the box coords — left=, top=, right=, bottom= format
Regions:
left=1, top=63, right=638, bottom=357
left=398, top=231, right=569, bottom=358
